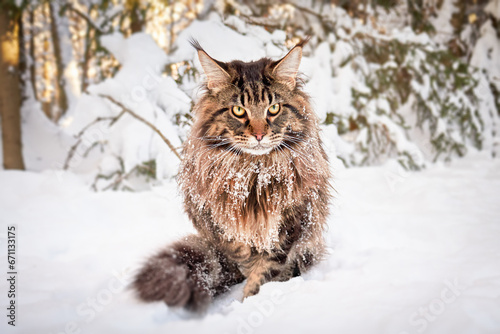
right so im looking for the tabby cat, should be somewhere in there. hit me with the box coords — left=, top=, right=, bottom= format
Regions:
left=133, top=39, right=331, bottom=311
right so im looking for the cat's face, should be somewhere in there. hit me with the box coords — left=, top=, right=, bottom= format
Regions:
left=192, top=40, right=311, bottom=156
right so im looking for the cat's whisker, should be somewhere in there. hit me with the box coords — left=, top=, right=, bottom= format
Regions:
left=279, top=142, right=317, bottom=173
left=208, top=140, right=232, bottom=149
left=274, top=144, right=296, bottom=169
left=196, top=138, right=233, bottom=160
left=197, top=142, right=228, bottom=167
left=200, top=149, right=230, bottom=173
left=197, top=136, right=229, bottom=142
left=283, top=134, right=306, bottom=145
left=196, top=145, right=221, bottom=162
left=197, top=136, right=231, bottom=146
left=213, top=152, right=241, bottom=180
left=200, top=143, right=240, bottom=174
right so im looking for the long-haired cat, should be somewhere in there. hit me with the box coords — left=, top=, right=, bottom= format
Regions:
left=133, top=39, right=331, bottom=311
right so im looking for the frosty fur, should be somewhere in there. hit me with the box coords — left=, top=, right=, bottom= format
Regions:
left=133, top=39, right=331, bottom=311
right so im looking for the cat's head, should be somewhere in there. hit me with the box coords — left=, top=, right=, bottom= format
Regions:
left=191, top=39, right=314, bottom=156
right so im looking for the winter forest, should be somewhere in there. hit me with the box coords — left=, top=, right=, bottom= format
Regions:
left=1, top=0, right=500, bottom=333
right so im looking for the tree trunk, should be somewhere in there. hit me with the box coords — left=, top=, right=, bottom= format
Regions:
left=29, top=6, right=37, bottom=100
left=127, top=0, right=144, bottom=34
left=41, top=35, right=52, bottom=119
left=81, top=11, right=93, bottom=93
left=0, top=9, right=25, bottom=170
left=48, top=1, right=68, bottom=122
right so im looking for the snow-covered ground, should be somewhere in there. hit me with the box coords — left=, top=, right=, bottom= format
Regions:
left=1, top=152, right=499, bottom=334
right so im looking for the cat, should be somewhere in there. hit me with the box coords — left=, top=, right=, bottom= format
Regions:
left=133, top=38, right=331, bottom=311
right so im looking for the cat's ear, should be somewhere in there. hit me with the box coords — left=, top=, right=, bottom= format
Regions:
left=198, top=51, right=231, bottom=90
left=190, top=39, right=230, bottom=90
left=272, top=39, right=308, bottom=89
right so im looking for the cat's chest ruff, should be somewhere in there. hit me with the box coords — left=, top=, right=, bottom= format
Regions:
left=207, top=158, right=298, bottom=250
left=217, top=159, right=296, bottom=205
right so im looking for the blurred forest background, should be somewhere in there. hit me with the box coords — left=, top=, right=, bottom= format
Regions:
left=0, top=0, right=499, bottom=190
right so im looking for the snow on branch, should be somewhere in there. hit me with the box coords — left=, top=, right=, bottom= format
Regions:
left=63, top=112, right=125, bottom=170
left=99, top=95, right=182, bottom=160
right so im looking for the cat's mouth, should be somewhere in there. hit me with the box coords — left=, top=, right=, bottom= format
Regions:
left=240, top=144, right=274, bottom=155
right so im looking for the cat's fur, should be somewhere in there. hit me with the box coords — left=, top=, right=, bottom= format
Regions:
left=133, top=39, right=331, bottom=311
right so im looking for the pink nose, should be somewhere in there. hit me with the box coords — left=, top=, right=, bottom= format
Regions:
left=254, top=133, right=264, bottom=141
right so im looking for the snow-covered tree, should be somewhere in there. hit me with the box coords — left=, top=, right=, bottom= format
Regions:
left=5, top=0, right=499, bottom=189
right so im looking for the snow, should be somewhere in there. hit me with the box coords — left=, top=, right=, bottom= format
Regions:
left=1, top=153, right=500, bottom=334
left=20, top=97, right=74, bottom=172
left=485, top=0, right=500, bottom=20
left=470, top=21, right=500, bottom=88
left=470, top=20, right=500, bottom=156
left=428, top=0, right=458, bottom=44
left=172, top=17, right=267, bottom=64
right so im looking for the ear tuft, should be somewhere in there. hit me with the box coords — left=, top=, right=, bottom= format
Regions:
left=191, top=39, right=230, bottom=90
left=272, top=40, right=307, bottom=90
left=189, top=38, right=203, bottom=52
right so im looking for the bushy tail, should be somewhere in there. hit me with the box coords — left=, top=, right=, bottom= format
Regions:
left=133, top=234, right=244, bottom=311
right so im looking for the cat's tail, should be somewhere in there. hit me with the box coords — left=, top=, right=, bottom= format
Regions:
left=132, top=234, right=244, bottom=311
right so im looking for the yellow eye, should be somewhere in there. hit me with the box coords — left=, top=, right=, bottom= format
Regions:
left=232, top=106, right=246, bottom=118
left=268, top=103, right=281, bottom=115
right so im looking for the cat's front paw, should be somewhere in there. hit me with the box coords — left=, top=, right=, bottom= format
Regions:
left=242, top=277, right=262, bottom=299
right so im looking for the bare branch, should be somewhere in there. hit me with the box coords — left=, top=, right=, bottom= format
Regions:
left=64, top=112, right=125, bottom=170
left=102, top=166, right=138, bottom=191
left=239, top=14, right=282, bottom=30
left=289, top=3, right=323, bottom=20
left=75, top=113, right=124, bottom=138
left=99, top=94, right=182, bottom=160
left=64, top=3, right=104, bottom=34
left=63, top=138, right=81, bottom=170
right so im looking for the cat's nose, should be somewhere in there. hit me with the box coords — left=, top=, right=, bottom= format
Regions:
left=250, top=120, right=268, bottom=141
left=254, top=133, right=265, bottom=141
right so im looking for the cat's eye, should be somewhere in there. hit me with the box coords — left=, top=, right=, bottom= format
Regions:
left=232, top=106, right=246, bottom=118
left=268, top=103, right=281, bottom=116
